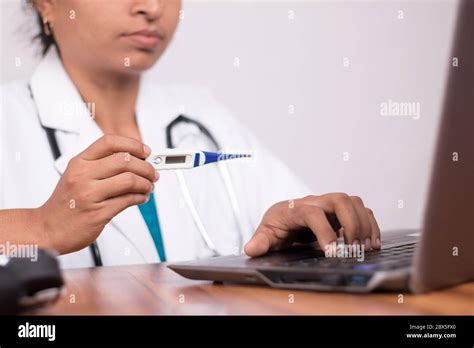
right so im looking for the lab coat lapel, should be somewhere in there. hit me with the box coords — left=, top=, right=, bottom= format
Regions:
left=29, top=48, right=84, bottom=134
left=29, top=48, right=159, bottom=263
left=136, top=77, right=205, bottom=261
left=134, top=77, right=173, bottom=261
left=29, top=48, right=93, bottom=173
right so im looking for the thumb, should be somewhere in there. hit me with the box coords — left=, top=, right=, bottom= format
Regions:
left=244, top=232, right=271, bottom=257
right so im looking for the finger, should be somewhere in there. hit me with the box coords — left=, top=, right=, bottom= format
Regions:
left=244, top=205, right=337, bottom=257
left=90, top=152, right=159, bottom=183
left=297, top=205, right=338, bottom=251
left=350, top=196, right=372, bottom=250
left=80, top=135, right=151, bottom=161
left=366, top=208, right=381, bottom=249
left=244, top=227, right=275, bottom=257
left=318, top=193, right=362, bottom=245
left=101, top=193, right=150, bottom=219
left=93, top=172, right=154, bottom=202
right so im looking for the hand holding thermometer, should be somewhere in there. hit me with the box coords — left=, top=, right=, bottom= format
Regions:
left=146, top=149, right=252, bottom=170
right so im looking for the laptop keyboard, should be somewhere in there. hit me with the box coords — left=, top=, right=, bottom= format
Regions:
left=283, top=243, right=417, bottom=272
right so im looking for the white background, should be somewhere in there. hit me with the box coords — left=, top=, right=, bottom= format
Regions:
left=0, top=0, right=459, bottom=230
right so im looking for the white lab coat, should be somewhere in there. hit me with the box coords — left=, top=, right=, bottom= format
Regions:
left=0, top=48, right=310, bottom=268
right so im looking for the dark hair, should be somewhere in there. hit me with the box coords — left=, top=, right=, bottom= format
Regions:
left=27, top=1, right=56, bottom=55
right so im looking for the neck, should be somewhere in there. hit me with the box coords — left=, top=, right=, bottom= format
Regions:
left=62, top=59, right=142, bottom=140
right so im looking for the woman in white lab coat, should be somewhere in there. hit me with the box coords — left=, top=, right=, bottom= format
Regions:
left=0, top=0, right=380, bottom=268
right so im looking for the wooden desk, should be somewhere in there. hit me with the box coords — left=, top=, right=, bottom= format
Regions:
left=32, top=263, right=474, bottom=315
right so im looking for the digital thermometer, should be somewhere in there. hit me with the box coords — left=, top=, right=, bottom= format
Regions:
left=147, top=149, right=252, bottom=170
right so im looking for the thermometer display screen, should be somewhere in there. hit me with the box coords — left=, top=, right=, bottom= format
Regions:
left=165, top=156, right=186, bottom=164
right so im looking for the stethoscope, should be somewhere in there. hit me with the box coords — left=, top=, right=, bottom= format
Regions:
left=30, top=86, right=244, bottom=266
left=166, top=115, right=245, bottom=257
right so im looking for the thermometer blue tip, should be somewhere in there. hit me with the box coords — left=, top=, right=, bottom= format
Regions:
left=202, top=151, right=252, bottom=165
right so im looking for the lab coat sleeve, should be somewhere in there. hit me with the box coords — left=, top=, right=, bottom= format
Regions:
left=176, top=85, right=314, bottom=241
left=200, top=92, right=313, bottom=239
left=239, top=132, right=313, bottom=234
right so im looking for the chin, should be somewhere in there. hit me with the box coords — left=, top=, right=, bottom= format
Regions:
left=124, top=50, right=162, bottom=72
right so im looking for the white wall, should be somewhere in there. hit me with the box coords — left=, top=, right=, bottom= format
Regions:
left=0, top=0, right=458, bottom=230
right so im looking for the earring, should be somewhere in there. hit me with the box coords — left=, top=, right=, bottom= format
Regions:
left=43, top=18, right=52, bottom=36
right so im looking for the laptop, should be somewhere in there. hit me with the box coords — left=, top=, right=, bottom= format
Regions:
left=168, top=0, right=474, bottom=293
